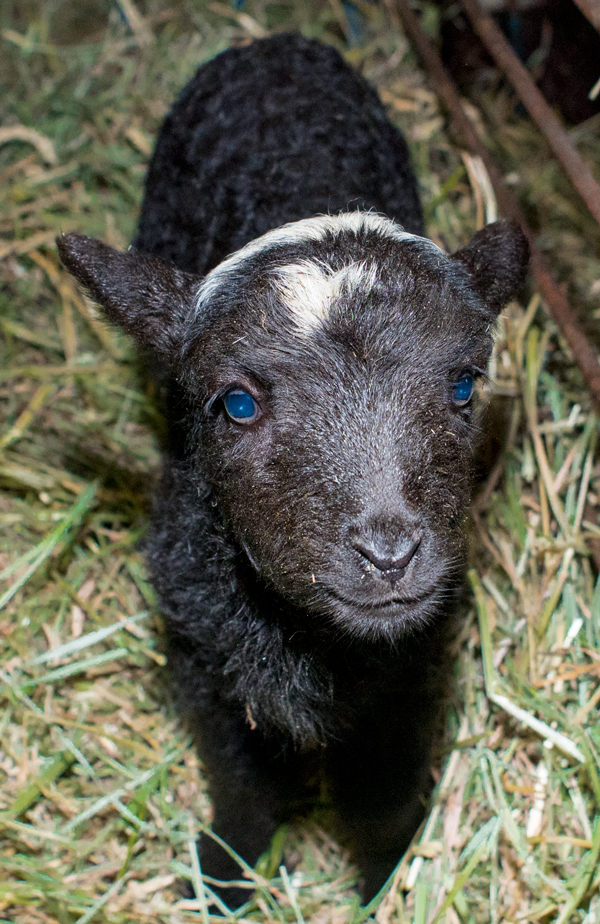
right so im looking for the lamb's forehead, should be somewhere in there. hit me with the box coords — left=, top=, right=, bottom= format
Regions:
left=194, top=212, right=445, bottom=329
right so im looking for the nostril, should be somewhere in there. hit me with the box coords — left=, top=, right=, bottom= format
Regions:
left=390, top=536, right=421, bottom=572
left=353, top=543, right=394, bottom=572
left=353, top=536, right=421, bottom=576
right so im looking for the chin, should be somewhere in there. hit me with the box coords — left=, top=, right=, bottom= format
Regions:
left=319, top=588, right=446, bottom=642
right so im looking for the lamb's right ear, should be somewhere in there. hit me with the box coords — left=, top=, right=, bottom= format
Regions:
left=451, top=219, right=530, bottom=316
left=57, top=233, right=198, bottom=362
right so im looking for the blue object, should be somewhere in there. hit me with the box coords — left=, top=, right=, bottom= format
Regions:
left=224, top=388, right=258, bottom=422
left=342, top=1, right=366, bottom=46
left=452, top=372, right=474, bottom=405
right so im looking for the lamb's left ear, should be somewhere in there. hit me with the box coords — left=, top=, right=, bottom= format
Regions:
left=451, top=219, right=529, bottom=316
left=57, top=233, right=198, bottom=362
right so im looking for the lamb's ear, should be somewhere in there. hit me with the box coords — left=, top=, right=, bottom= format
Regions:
left=451, top=219, right=529, bottom=316
left=56, top=233, right=198, bottom=361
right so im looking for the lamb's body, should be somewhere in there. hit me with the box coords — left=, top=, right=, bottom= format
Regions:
left=134, top=35, right=424, bottom=275
left=137, top=38, right=439, bottom=900
left=58, top=33, right=528, bottom=908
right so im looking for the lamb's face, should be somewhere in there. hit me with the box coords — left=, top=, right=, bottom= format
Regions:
left=57, top=212, right=528, bottom=641
left=184, top=215, right=497, bottom=639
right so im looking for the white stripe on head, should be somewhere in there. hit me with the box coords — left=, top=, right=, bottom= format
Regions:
left=194, top=212, right=443, bottom=315
left=272, top=260, right=380, bottom=332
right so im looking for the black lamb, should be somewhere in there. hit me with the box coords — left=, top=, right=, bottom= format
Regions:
left=57, top=33, right=529, bottom=909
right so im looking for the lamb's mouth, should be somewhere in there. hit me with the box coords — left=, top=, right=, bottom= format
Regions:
left=326, top=587, right=436, bottom=611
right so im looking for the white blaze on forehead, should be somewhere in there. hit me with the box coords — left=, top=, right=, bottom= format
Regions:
left=194, top=211, right=444, bottom=315
left=273, top=260, right=379, bottom=331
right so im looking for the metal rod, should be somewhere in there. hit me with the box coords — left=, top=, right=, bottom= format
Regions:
left=460, top=0, right=600, bottom=228
left=571, top=0, right=600, bottom=34
left=388, top=0, right=600, bottom=410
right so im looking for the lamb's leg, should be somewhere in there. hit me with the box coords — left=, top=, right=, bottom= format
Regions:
left=326, top=716, right=435, bottom=903
left=197, top=796, right=280, bottom=908
left=197, top=778, right=283, bottom=908
left=190, top=706, right=312, bottom=910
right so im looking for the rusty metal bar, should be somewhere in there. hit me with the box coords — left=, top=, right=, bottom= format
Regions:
left=571, top=0, right=600, bottom=34
left=388, top=0, right=600, bottom=410
left=459, top=0, right=600, bottom=228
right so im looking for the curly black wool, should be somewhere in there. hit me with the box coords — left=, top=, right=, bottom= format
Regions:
left=57, top=33, right=529, bottom=909
left=133, top=33, right=424, bottom=273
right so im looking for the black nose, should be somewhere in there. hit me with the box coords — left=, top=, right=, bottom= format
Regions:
left=353, top=535, right=421, bottom=581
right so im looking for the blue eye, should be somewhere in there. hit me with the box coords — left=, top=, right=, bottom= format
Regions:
left=223, top=388, right=260, bottom=423
left=452, top=372, right=475, bottom=406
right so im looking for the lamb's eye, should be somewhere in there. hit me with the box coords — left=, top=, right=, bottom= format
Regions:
left=452, top=372, right=475, bottom=406
left=223, top=388, right=260, bottom=424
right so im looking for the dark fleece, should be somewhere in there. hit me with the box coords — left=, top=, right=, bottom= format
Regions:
left=133, top=33, right=424, bottom=274
left=133, top=37, right=439, bottom=904
left=57, top=33, right=529, bottom=909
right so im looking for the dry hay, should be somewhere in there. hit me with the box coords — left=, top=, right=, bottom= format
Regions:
left=1, top=1, right=599, bottom=922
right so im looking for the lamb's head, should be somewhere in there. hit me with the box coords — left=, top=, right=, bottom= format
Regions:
left=58, top=213, right=528, bottom=640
